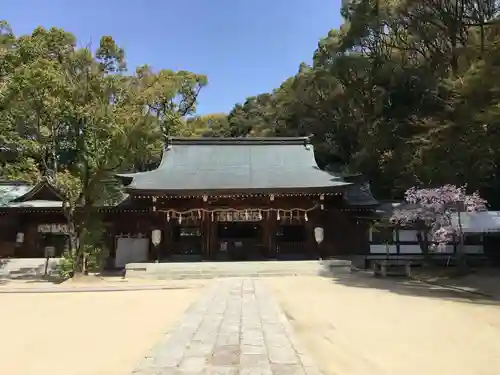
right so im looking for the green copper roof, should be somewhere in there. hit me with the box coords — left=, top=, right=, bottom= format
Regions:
left=7, top=200, right=64, bottom=208
left=0, top=183, right=33, bottom=206
left=0, top=180, right=65, bottom=208
left=118, top=137, right=351, bottom=194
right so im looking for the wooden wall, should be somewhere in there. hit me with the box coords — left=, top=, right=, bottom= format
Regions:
left=105, top=195, right=371, bottom=260
left=0, top=212, right=68, bottom=258
left=0, top=194, right=372, bottom=261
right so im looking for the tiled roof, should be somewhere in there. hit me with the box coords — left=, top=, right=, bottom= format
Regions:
left=0, top=183, right=33, bottom=206
left=117, top=137, right=351, bottom=195
left=343, top=182, right=378, bottom=206
left=7, top=200, right=63, bottom=208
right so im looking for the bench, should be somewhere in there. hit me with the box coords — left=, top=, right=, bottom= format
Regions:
left=373, top=260, right=412, bottom=277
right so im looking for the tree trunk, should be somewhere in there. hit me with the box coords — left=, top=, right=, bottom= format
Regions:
left=455, top=228, right=468, bottom=274
left=416, top=230, right=431, bottom=265
left=67, top=217, right=83, bottom=277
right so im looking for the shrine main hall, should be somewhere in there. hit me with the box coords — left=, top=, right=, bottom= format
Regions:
left=0, top=136, right=378, bottom=266
left=111, top=136, right=377, bottom=265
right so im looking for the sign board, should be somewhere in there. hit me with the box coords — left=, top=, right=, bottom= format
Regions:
left=216, top=210, right=262, bottom=222
left=44, top=246, right=55, bottom=257
left=38, top=224, right=69, bottom=234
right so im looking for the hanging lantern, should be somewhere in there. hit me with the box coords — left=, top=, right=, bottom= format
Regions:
left=151, top=229, right=162, bottom=246
left=178, top=214, right=182, bottom=224
left=166, top=212, right=170, bottom=221
left=314, top=227, right=324, bottom=244
left=16, top=232, right=24, bottom=244
left=304, top=212, right=309, bottom=222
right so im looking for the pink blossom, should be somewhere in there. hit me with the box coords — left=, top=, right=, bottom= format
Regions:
left=390, top=185, right=487, bottom=251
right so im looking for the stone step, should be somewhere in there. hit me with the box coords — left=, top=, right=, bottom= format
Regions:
left=125, top=260, right=351, bottom=279
left=0, top=258, right=61, bottom=279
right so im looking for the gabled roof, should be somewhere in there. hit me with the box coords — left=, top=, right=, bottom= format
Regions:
left=0, top=179, right=64, bottom=208
left=343, top=183, right=378, bottom=206
left=11, top=179, right=64, bottom=203
left=0, top=177, right=135, bottom=211
left=342, top=174, right=378, bottom=206
left=7, top=200, right=63, bottom=208
left=0, top=182, right=33, bottom=206
left=117, top=137, right=352, bottom=195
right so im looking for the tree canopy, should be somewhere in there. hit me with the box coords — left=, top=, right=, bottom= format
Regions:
left=214, top=0, right=500, bottom=208
left=2, top=0, right=500, bottom=208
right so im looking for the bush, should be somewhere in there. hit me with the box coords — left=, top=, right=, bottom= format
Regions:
left=56, top=244, right=109, bottom=277
left=56, top=216, right=109, bottom=277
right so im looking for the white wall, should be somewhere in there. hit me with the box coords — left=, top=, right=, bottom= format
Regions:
left=115, top=237, right=149, bottom=268
left=463, top=245, right=483, bottom=254
left=370, top=244, right=398, bottom=254
left=369, top=228, right=397, bottom=254
left=369, top=229, right=484, bottom=254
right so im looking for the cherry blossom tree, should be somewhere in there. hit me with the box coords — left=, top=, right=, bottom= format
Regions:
left=390, top=185, right=487, bottom=259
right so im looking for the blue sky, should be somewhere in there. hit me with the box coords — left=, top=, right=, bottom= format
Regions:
left=4, top=0, right=343, bottom=115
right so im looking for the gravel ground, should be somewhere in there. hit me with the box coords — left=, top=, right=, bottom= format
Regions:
left=0, top=284, right=205, bottom=375
left=267, top=275, right=500, bottom=375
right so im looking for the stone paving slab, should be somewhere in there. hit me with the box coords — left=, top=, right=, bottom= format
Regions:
left=131, top=278, right=323, bottom=375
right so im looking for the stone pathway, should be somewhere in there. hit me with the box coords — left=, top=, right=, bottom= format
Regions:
left=132, top=278, right=323, bottom=375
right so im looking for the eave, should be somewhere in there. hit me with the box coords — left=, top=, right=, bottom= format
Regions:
left=124, top=185, right=351, bottom=198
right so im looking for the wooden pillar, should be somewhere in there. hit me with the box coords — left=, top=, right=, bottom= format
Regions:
left=109, top=218, right=117, bottom=259
left=24, top=222, right=38, bottom=257
left=305, top=215, right=316, bottom=259
left=202, top=212, right=209, bottom=260
left=163, top=217, right=172, bottom=260
left=145, top=214, right=155, bottom=261
left=265, top=211, right=278, bottom=259
left=262, top=212, right=270, bottom=258
left=209, top=216, right=217, bottom=260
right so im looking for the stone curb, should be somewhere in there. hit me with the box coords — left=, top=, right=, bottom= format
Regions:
left=0, top=284, right=197, bottom=294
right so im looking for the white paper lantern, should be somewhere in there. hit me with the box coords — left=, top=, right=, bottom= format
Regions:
left=16, top=232, right=24, bottom=243
left=151, top=229, right=162, bottom=246
left=314, top=227, right=324, bottom=244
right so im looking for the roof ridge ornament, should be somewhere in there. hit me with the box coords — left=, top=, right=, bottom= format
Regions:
left=167, top=137, right=312, bottom=146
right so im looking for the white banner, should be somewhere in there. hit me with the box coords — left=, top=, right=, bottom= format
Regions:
left=38, top=224, right=69, bottom=233
left=216, top=210, right=261, bottom=222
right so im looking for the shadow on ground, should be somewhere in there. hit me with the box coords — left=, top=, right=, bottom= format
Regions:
left=325, top=269, right=500, bottom=306
left=0, top=274, right=66, bottom=285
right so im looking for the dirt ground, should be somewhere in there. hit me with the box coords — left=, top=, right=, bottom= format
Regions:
left=3, top=274, right=500, bottom=375
left=0, top=281, right=206, bottom=375
left=267, top=275, right=500, bottom=375
left=0, top=276, right=206, bottom=289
